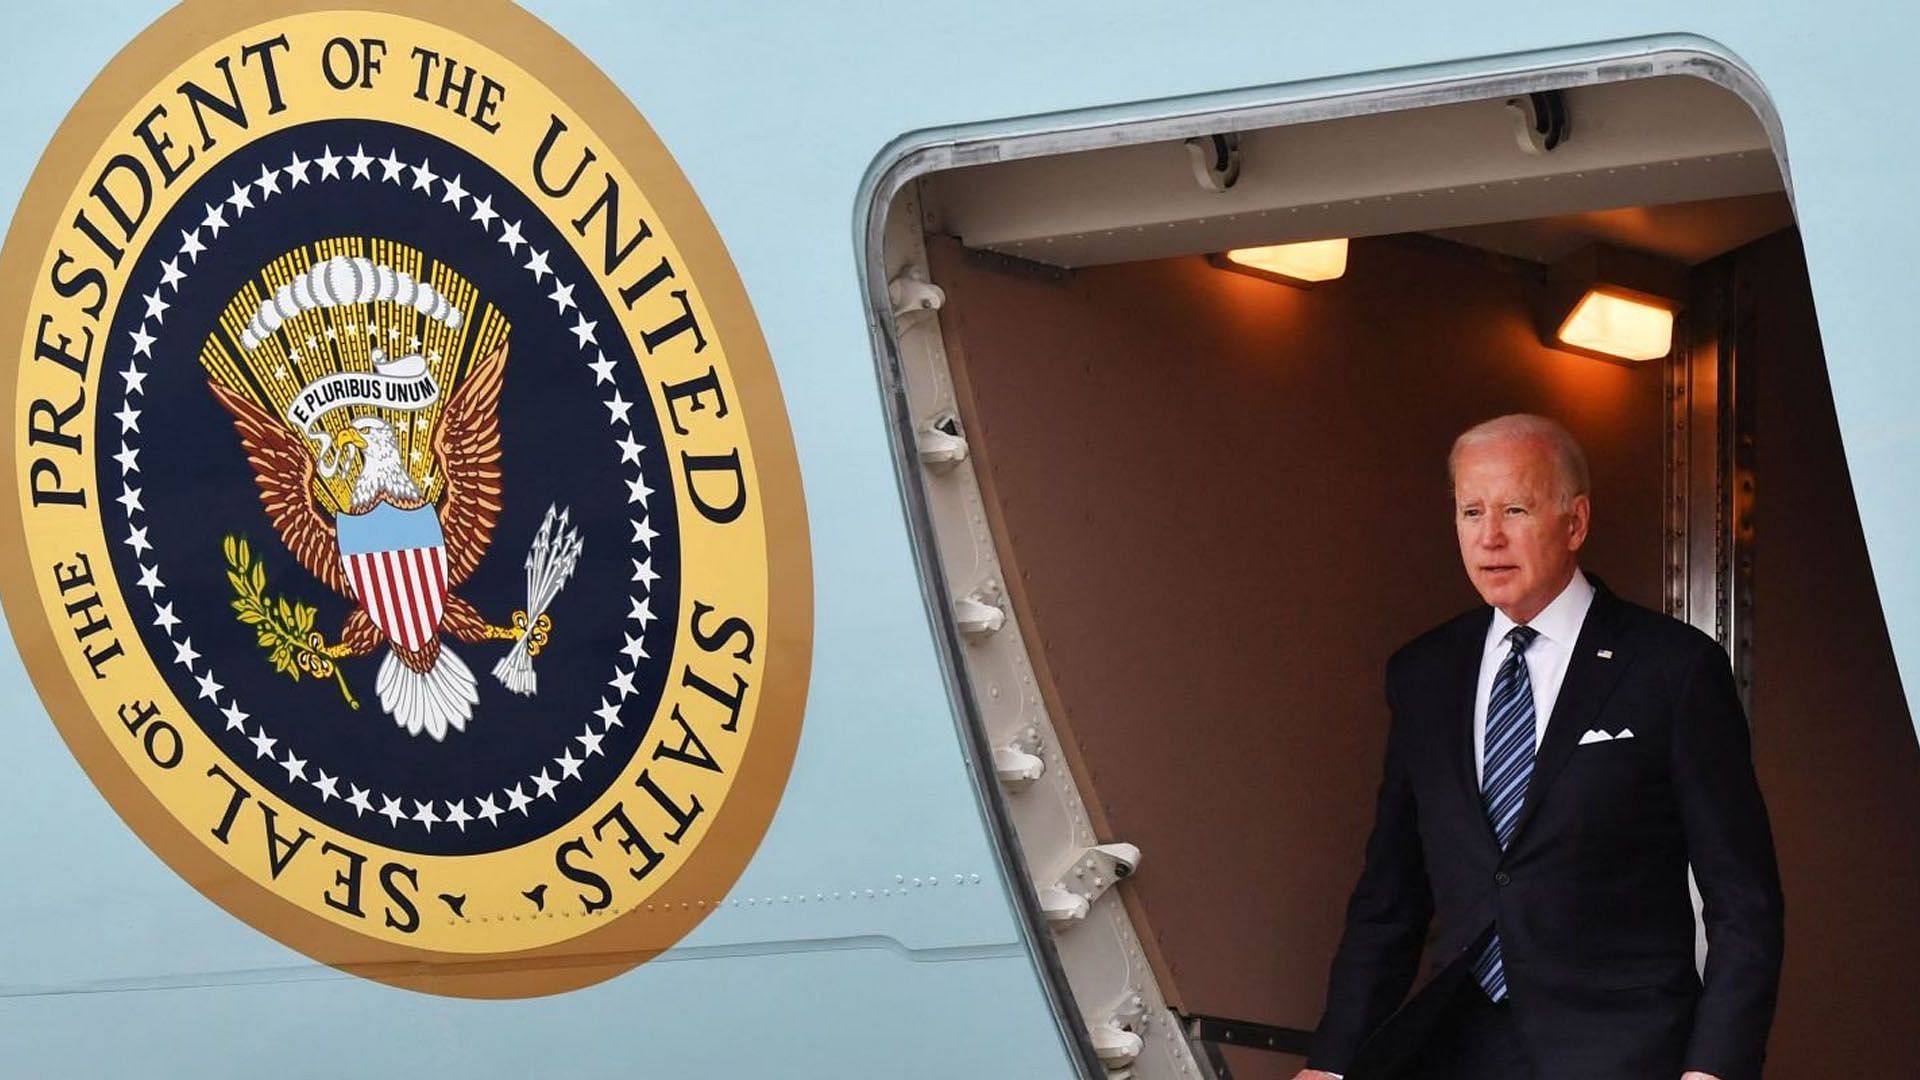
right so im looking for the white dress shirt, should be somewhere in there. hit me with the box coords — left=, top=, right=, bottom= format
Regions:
left=1473, top=568, right=1595, bottom=783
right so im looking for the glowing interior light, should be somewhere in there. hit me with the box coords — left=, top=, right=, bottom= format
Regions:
left=1222, top=239, right=1349, bottom=283
left=1556, top=288, right=1675, bottom=362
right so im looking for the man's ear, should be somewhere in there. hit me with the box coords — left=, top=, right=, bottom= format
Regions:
left=1566, top=494, right=1592, bottom=552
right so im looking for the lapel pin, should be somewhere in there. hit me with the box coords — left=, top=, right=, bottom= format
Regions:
left=1596, top=649, right=1614, bottom=660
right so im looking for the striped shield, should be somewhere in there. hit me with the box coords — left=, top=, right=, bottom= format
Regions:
left=337, top=503, right=449, bottom=652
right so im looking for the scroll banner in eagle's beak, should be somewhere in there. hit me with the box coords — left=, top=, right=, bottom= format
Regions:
left=285, top=351, right=442, bottom=437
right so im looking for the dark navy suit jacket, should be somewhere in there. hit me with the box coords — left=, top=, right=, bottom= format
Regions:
left=1307, top=584, right=1784, bottom=1080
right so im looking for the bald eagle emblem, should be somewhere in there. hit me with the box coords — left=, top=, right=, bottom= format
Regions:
left=206, top=253, right=582, bottom=741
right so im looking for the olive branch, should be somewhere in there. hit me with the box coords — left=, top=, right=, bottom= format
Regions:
left=223, top=535, right=358, bottom=709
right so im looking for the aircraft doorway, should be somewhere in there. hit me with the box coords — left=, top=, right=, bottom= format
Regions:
left=868, top=60, right=1920, bottom=1080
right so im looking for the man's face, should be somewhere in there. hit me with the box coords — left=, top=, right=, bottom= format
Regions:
left=1452, top=437, right=1590, bottom=623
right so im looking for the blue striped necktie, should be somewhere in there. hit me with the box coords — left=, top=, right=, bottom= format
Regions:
left=1472, top=624, right=1540, bottom=1002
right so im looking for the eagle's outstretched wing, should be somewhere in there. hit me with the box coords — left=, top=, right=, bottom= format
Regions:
left=433, top=340, right=508, bottom=587
left=207, top=380, right=349, bottom=597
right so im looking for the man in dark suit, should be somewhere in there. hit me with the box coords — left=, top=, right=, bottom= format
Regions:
left=1292, top=415, right=1783, bottom=1080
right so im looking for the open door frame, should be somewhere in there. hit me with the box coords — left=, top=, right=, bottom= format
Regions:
left=859, top=43, right=1785, bottom=1080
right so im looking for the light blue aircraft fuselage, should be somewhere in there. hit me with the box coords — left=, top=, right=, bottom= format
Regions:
left=0, top=3, right=1913, bottom=1077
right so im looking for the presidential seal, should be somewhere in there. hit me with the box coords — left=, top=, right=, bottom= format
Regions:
left=0, top=1, right=810, bottom=997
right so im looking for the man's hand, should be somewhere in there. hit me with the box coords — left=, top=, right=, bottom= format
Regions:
left=1682, top=1073, right=1723, bottom=1080
left=1290, top=1072, right=1341, bottom=1080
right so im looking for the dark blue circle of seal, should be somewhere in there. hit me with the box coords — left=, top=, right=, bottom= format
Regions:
left=96, top=119, right=681, bottom=857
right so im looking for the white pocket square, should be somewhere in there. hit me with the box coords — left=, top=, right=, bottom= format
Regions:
left=1578, top=727, right=1635, bottom=745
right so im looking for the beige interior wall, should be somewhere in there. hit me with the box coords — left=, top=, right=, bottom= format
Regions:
left=926, top=233, right=1669, bottom=1051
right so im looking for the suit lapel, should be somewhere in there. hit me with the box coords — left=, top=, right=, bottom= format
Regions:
left=1508, top=585, right=1633, bottom=848
left=1446, top=609, right=1500, bottom=851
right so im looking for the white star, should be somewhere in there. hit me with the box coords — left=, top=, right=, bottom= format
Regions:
left=616, top=434, right=645, bottom=464
left=315, top=145, right=343, bottom=179
left=178, top=228, right=205, bottom=263
left=324, top=326, right=337, bottom=340
left=113, top=442, right=140, bottom=474
left=379, top=794, right=405, bottom=826
left=249, top=729, right=278, bottom=759
left=498, top=219, right=525, bottom=253
left=347, top=144, right=373, bottom=178
left=603, top=390, right=632, bottom=426
left=125, top=524, right=152, bottom=556
left=200, top=203, right=227, bottom=237
left=570, top=313, right=599, bottom=349
left=171, top=636, right=199, bottom=668
left=128, top=326, right=156, bottom=359
left=142, top=289, right=169, bottom=325
left=115, top=402, right=141, bottom=433
left=410, top=157, right=438, bottom=192
left=194, top=670, right=224, bottom=701
left=547, top=279, right=575, bottom=312
left=253, top=162, right=282, bottom=198
left=226, top=179, right=253, bottom=215
left=312, top=769, right=339, bottom=801
left=346, top=784, right=373, bottom=816
left=577, top=725, right=607, bottom=758
left=594, top=697, right=622, bottom=728
left=630, top=596, right=656, bottom=629
left=532, top=769, right=560, bottom=800
left=609, top=666, right=636, bottom=699
left=621, top=631, right=648, bottom=663
left=136, top=563, right=163, bottom=596
left=632, top=517, right=658, bottom=546
left=221, top=701, right=248, bottom=731
left=411, top=800, right=440, bottom=831
left=505, top=784, right=532, bottom=816
left=625, top=474, right=653, bottom=505
left=631, top=559, right=659, bottom=589
left=284, top=150, right=312, bottom=187
left=288, top=347, right=302, bottom=362
left=116, top=485, right=144, bottom=515
left=122, top=363, right=148, bottom=393
left=526, top=249, right=552, bottom=283
left=469, top=193, right=498, bottom=229
left=279, top=750, right=307, bottom=782
left=152, top=601, right=180, bottom=633
left=474, top=793, right=502, bottom=825
left=588, top=352, right=617, bottom=385
left=378, top=149, right=405, bottom=184
left=441, top=173, right=467, bottom=208
left=445, top=799, right=471, bottom=831
left=159, top=258, right=185, bottom=291
left=555, top=748, right=584, bottom=781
